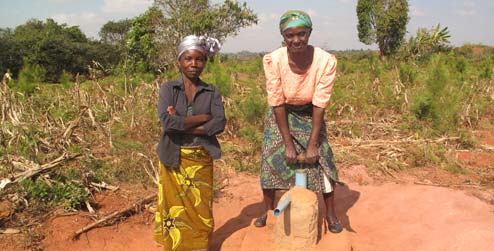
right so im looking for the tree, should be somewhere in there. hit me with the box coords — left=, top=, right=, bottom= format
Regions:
left=1, top=19, right=125, bottom=82
left=403, top=24, right=451, bottom=58
left=357, top=0, right=409, bottom=56
left=126, top=7, right=164, bottom=73
left=12, top=19, right=93, bottom=82
left=99, top=19, right=132, bottom=46
left=99, top=19, right=134, bottom=72
left=0, top=28, right=23, bottom=77
left=126, top=0, right=258, bottom=72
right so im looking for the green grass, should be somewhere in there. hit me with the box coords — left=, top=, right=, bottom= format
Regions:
left=443, top=163, right=467, bottom=174
left=20, top=176, right=89, bottom=210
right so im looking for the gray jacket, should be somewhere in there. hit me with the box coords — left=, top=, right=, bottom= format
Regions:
left=157, top=78, right=226, bottom=168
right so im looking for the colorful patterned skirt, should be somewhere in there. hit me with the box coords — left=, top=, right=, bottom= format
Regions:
left=154, top=147, right=213, bottom=251
left=260, top=104, right=339, bottom=192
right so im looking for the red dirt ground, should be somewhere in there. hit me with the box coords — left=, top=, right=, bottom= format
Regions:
left=2, top=130, right=493, bottom=251
left=32, top=172, right=494, bottom=251
left=1, top=163, right=494, bottom=251
left=31, top=168, right=494, bottom=251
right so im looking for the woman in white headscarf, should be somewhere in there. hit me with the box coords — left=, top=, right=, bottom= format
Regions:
left=154, top=35, right=226, bottom=251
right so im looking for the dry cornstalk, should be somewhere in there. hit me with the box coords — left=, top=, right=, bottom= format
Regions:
left=90, top=182, right=119, bottom=191
left=480, top=145, right=494, bottom=151
left=379, top=163, right=398, bottom=178
left=414, top=181, right=483, bottom=188
left=343, top=136, right=462, bottom=148
left=11, top=153, right=80, bottom=184
left=414, top=181, right=451, bottom=187
left=135, top=152, right=159, bottom=185
left=87, top=108, right=96, bottom=127
left=85, top=200, right=96, bottom=214
left=62, top=117, right=81, bottom=139
left=0, top=228, right=21, bottom=234
left=72, top=194, right=157, bottom=239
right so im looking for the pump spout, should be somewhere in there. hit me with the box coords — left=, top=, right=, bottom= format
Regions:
left=273, top=168, right=308, bottom=217
left=273, top=195, right=291, bottom=217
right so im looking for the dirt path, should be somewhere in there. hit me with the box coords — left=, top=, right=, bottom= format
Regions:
left=36, top=171, right=494, bottom=251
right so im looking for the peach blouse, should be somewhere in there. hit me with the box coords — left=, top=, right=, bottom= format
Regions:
left=263, top=46, right=337, bottom=108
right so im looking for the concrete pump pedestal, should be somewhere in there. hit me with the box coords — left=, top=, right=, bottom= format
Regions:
left=273, top=185, right=318, bottom=251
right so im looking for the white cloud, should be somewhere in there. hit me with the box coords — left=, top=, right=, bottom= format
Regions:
left=101, top=0, right=153, bottom=14
left=49, top=0, right=154, bottom=39
left=410, top=6, right=425, bottom=17
left=52, top=11, right=105, bottom=38
left=455, top=0, right=476, bottom=16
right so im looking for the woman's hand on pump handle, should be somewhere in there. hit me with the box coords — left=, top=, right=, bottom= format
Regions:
left=284, top=143, right=298, bottom=164
left=295, top=149, right=319, bottom=165
left=304, top=145, right=319, bottom=164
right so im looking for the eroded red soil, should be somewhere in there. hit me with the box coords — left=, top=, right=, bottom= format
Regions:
left=29, top=171, right=493, bottom=251
left=2, top=129, right=493, bottom=251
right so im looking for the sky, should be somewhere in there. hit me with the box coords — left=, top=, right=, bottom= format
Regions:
left=1, top=0, right=493, bottom=53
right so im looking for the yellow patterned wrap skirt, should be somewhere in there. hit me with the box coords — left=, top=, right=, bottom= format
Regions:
left=154, top=147, right=213, bottom=251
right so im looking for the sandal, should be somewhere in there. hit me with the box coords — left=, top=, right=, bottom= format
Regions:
left=328, top=220, right=343, bottom=233
left=254, top=214, right=267, bottom=227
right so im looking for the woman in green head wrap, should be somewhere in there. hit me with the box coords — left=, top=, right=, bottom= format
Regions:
left=255, top=10, right=343, bottom=234
left=279, top=10, right=313, bottom=33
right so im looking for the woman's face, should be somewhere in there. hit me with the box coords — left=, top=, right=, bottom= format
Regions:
left=178, top=49, right=207, bottom=80
left=282, top=26, right=311, bottom=53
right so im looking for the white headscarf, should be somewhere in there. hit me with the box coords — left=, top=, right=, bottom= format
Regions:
left=177, top=35, right=221, bottom=59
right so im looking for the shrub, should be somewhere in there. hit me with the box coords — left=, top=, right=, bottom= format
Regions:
left=204, top=58, right=232, bottom=97
left=239, top=126, right=262, bottom=145
left=59, top=70, right=73, bottom=87
left=455, top=58, right=467, bottom=74
left=238, top=88, right=267, bottom=124
left=20, top=177, right=89, bottom=210
left=15, top=63, right=46, bottom=95
left=479, top=60, right=493, bottom=79
left=410, top=54, right=465, bottom=134
left=399, top=62, right=417, bottom=84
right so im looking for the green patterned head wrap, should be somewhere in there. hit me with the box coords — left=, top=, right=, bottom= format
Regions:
left=279, top=10, right=312, bottom=33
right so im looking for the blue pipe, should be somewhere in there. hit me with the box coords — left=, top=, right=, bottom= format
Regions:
left=273, top=195, right=291, bottom=217
left=273, top=169, right=308, bottom=217
left=295, top=169, right=307, bottom=188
